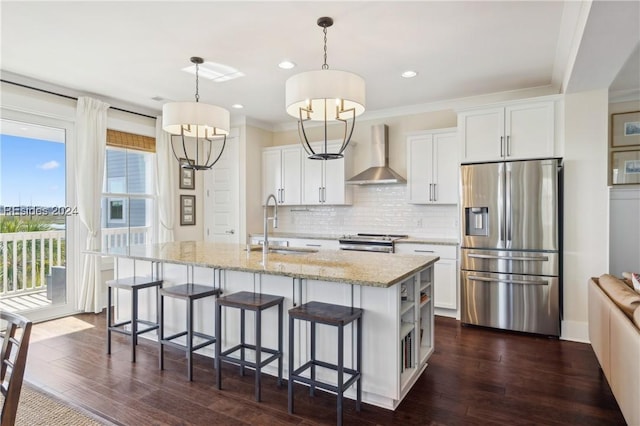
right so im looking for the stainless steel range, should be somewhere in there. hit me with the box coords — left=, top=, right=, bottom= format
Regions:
left=338, top=233, right=408, bottom=253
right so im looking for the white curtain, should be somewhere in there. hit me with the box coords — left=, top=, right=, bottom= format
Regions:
left=155, top=116, right=176, bottom=243
left=76, top=96, right=110, bottom=313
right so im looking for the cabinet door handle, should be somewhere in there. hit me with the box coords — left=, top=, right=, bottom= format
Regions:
left=319, top=187, right=322, bottom=203
left=428, top=183, right=433, bottom=201
left=433, top=183, right=437, bottom=201
left=323, top=187, right=327, bottom=203
left=306, top=244, right=322, bottom=247
left=281, top=188, right=285, bottom=203
left=500, top=136, right=504, bottom=157
left=507, top=135, right=511, bottom=156
left=414, top=249, right=435, bottom=253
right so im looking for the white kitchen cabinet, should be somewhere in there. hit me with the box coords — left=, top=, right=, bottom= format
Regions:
left=458, top=99, right=555, bottom=163
left=262, top=145, right=302, bottom=205
left=407, top=129, right=458, bottom=204
left=286, top=237, right=339, bottom=250
left=395, top=243, right=458, bottom=316
left=302, top=142, right=352, bottom=205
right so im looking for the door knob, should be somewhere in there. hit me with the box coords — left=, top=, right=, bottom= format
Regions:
left=225, top=230, right=235, bottom=234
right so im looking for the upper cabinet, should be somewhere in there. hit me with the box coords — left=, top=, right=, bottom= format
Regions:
left=458, top=98, right=556, bottom=163
left=302, top=142, right=352, bottom=205
left=262, top=141, right=352, bottom=206
left=262, top=145, right=302, bottom=205
left=407, top=129, right=459, bottom=205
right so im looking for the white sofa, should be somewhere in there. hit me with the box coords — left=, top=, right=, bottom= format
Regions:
left=588, top=275, right=640, bottom=426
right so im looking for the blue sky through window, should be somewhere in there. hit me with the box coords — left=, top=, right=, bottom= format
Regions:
left=0, top=134, right=66, bottom=207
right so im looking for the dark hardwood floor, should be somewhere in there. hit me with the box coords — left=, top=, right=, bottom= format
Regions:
left=24, top=313, right=625, bottom=425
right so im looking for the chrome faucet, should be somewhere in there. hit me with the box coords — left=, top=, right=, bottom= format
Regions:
left=263, top=194, right=278, bottom=255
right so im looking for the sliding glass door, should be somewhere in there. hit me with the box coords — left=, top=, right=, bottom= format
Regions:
left=0, top=113, right=77, bottom=321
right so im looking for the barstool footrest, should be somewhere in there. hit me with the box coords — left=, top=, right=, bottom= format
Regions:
left=219, top=343, right=281, bottom=368
left=161, top=334, right=216, bottom=352
left=291, top=360, right=361, bottom=393
left=109, top=320, right=159, bottom=337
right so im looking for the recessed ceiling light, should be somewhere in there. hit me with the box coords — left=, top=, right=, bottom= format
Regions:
left=278, top=60, right=296, bottom=70
left=401, top=70, right=418, bottom=78
left=232, top=104, right=244, bottom=109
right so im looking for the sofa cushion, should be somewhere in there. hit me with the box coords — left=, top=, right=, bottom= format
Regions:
left=621, top=272, right=634, bottom=289
left=598, top=274, right=640, bottom=319
left=635, top=304, right=640, bottom=329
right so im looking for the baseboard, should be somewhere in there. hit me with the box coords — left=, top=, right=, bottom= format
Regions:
left=561, top=319, right=589, bottom=343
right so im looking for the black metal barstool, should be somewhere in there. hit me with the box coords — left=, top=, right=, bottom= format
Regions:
left=215, top=291, right=284, bottom=402
left=159, top=281, right=222, bottom=381
left=106, top=276, right=163, bottom=362
left=288, top=301, right=363, bottom=426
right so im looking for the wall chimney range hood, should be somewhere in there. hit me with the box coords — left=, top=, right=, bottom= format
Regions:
left=347, top=124, right=406, bottom=185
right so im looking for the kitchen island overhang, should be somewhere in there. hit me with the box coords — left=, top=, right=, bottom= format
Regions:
left=102, top=241, right=438, bottom=410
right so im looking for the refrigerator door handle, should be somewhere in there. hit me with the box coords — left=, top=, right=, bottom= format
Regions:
left=500, top=136, right=504, bottom=157
left=498, top=163, right=505, bottom=245
left=468, top=253, right=549, bottom=262
left=467, top=275, right=548, bottom=286
left=506, top=168, right=512, bottom=244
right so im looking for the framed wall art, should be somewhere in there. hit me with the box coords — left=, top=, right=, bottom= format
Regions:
left=180, top=195, right=196, bottom=226
left=179, top=158, right=195, bottom=190
left=611, top=111, right=640, bottom=148
left=610, top=149, right=640, bottom=185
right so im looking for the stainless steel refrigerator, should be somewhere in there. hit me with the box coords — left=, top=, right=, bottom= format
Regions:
left=460, top=158, right=562, bottom=336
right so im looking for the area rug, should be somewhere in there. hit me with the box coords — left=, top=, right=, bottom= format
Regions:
left=1, top=383, right=115, bottom=426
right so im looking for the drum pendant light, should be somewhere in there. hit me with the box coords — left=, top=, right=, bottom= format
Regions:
left=285, top=17, right=366, bottom=160
left=162, top=56, right=230, bottom=170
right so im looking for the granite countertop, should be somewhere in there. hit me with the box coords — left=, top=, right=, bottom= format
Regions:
left=102, top=241, right=438, bottom=288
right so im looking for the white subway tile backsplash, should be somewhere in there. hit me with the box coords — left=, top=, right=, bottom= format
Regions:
left=276, top=185, right=459, bottom=238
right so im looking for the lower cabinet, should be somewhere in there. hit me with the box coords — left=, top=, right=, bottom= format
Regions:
left=395, top=243, right=459, bottom=317
left=285, top=237, right=339, bottom=250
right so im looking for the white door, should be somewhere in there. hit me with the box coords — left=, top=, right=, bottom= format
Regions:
left=280, top=146, right=302, bottom=205
left=433, top=258, right=457, bottom=310
left=204, top=128, right=239, bottom=244
left=505, top=101, right=555, bottom=160
left=0, top=111, right=77, bottom=322
left=323, top=155, right=346, bottom=205
left=261, top=148, right=282, bottom=202
left=407, top=135, right=432, bottom=204
left=302, top=155, right=324, bottom=205
left=433, top=132, right=458, bottom=205
left=459, top=107, right=503, bottom=163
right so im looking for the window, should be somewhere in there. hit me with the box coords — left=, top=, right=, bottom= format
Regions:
left=108, top=199, right=124, bottom=222
left=101, top=145, right=156, bottom=249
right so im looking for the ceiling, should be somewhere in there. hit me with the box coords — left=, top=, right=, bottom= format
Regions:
left=1, top=1, right=639, bottom=129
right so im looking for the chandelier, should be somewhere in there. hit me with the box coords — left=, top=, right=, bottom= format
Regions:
left=285, top=17, right=366, bottom=160
left=162, top=57, right=230, bottom=170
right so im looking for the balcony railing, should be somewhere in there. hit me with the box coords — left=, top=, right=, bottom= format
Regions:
left=102, top=226, right=152, bottom=251
left=0, top=230, right=65, bottom=298
left=0, top=226, right=151, bottom=300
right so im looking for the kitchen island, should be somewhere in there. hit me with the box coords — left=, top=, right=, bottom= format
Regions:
left=105, top=241, right=438, bottom=409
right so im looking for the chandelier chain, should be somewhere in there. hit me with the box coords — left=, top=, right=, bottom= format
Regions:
left=322, top=26, right=329, bottom=70
left=195, top=62, right=200, bottom=102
